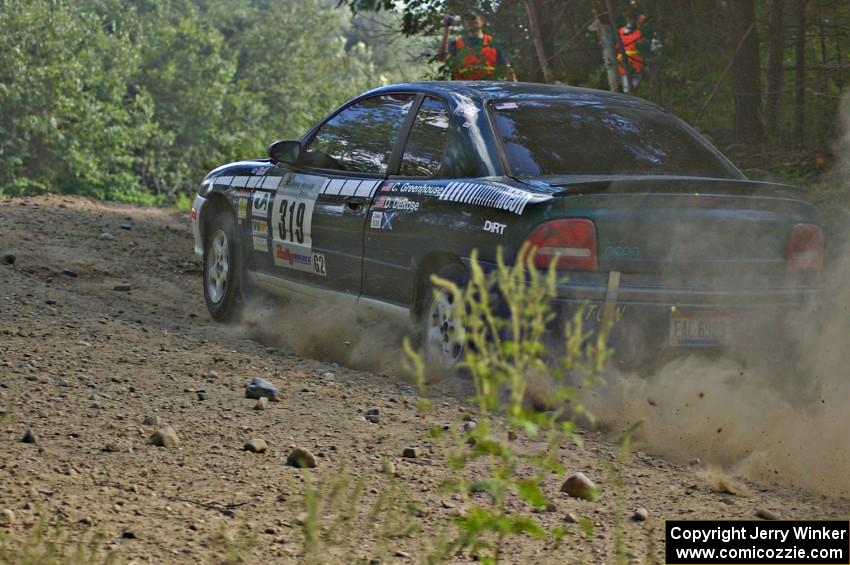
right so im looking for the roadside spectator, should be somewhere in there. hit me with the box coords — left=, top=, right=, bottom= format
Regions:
left=616, top=6, right=648, bottom=93
left=437, top=11, right=517, bottom=81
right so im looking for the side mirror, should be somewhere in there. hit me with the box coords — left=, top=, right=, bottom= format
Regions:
left=268, top=140, right=302, bottom=165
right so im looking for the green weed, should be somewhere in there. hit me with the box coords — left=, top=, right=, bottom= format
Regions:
left=299, top=471, right=421, bottom=564
left=0, top=517, right=119, bottom=565
left=408, top=246, right=612, bottom=563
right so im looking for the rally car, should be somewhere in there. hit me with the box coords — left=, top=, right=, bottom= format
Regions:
left=191, top=81, right=823, bottom=369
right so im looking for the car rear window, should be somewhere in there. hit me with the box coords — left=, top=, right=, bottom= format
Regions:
left=492, top=99, right=739, bottom=178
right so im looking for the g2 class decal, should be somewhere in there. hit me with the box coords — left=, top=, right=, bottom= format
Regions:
left=312, top=252, right=327, bottom=276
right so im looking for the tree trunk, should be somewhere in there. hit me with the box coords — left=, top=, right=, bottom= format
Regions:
left=591, top=0, right=618, bottom=91
left=793, top=0, right=808, bottom=148
left=764, top=0, right=785, bottom=140
left=605, top=0, right=632, bottom=92
left=730, top=0, right=763, bottom=142
left=524, top=0, right=554, bottom=83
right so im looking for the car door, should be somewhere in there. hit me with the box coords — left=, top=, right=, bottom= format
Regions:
left=265, top=93, right=416, bottom=295
left=362, top=95, right=453, bottom=306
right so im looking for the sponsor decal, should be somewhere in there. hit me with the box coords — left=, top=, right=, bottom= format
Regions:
left=438, top=181, right=551, bottom=215
left=251, top=166, right=270, bottom=176
left=374, top=196, right=419, bottom=212
left=312, top=252, right=327, bottom=276
left=270, top=174, right=325, bottom=275
left=603, top=245, right=641, bottom=257
left=381, top=210, right=396, bottom=231
left=252, top=190, right=272, bottom=219
left=494, top=102, right=519, bottom=110
left=483, top=220, right=506, bottom=235
left=369, top=210, right=396, bottom=231
left=274, top=244, right=312, bottom=267
left=252, top=220, right=269, bottom=237
left=252, top=236, right=268, bottom=252
left=396, top=183, right=445, bottom=197
left=237, top=198, right=248, bottom=219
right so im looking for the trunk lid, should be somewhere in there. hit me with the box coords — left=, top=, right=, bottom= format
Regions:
left=530, top=176, right=819, bottom=285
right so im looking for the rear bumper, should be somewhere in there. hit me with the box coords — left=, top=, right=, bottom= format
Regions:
left=462, top=258, right=821, bottom=352
left=555, top=271, right=821, bottom=355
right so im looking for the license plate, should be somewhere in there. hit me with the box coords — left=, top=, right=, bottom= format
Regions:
left=669, top=309, right=729, bottom=347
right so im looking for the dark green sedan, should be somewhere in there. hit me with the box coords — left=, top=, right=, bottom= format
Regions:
left=191, top=81, right=823, bottom=369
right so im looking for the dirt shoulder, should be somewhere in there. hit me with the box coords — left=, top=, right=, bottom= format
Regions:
left=0, top=195, right=847, bottom=563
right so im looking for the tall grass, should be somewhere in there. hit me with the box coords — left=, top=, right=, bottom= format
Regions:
left=405, top=246, right=612, bottom=563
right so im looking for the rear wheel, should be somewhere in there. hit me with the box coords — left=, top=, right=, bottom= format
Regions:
left=203, top=212, right=244, bottom=322
left=421, top=263, right=468, bottom=375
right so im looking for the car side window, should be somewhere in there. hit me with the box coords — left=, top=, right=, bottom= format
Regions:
left=399, top=97, right=450, bottom=177
left=302, top=94, right=415, bottom=175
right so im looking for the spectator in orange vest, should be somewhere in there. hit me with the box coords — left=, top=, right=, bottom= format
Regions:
left=616, top=7, right=647, bottom=93
left=437, top=12, right=516, bottom=81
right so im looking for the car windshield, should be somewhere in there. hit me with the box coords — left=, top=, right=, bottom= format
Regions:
left=492, top=99, right=740, bottom=179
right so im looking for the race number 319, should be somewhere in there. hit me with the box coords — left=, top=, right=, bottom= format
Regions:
left=276, top=198, right=307, bottom=244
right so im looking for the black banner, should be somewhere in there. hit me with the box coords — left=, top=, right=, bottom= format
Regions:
left=666, top=521, right=849, bottom=564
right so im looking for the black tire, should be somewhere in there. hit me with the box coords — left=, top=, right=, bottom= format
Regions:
left=421, top=262, right=469, bottom=376
left=203, top=211, right=244, bottom=322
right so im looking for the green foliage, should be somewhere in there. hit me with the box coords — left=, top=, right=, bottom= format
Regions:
left=345, top=0, right=850, bottom=170
left=212, top=522, right=259, bottom=565
left=408, top=246, right=612, bottom=563
left=0, top=0, right=155, bottom=203
left=0, top=0, right=423, bottom=204
left=0, top=517, right=118, bottom=565
left=299, top=470, right=421, bottom=564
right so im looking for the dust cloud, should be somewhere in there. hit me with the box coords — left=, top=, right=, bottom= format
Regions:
left=235, top=291, right=416, bottom=376
left=587, top=94, right=850, bottom=497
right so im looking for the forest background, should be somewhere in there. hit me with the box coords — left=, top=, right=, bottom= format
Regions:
left=1, top=0, right=848, bottom=219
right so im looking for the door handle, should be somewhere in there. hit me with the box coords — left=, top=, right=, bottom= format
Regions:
left=344, top=196, right=363, bottom=211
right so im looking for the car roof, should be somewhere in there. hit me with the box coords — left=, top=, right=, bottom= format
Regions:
left=363, top=81, right=651, bottom=106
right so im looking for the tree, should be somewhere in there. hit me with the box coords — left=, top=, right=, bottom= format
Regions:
left=793, top=0, right=809, bottom=148
left=730, top=0, right=763, bottom=142
left=524, top=0, right=554, bottom=83
left=764, top=0, right=786, bottom=140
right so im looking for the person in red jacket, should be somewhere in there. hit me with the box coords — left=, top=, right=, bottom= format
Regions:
left=616, top=7, right=646, bottom=93
left=437, top=12, right=516, bottom=81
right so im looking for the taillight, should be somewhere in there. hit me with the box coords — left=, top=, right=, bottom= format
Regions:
left=786, top=223, right=824, bottom=273
left=191, top=208, right=197, bottom=221
left=523, top=218, right=598, bottom=271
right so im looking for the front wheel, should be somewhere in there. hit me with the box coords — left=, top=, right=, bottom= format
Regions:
left=203, top=212, right=244, bottom=322
left=421, top=263, right=468, bottom=375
